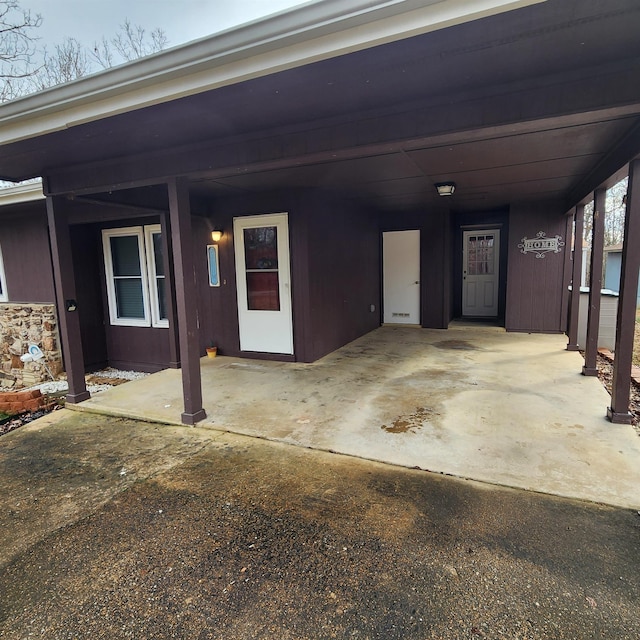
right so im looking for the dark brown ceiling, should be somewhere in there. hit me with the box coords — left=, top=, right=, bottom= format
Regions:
left=188, top=117, right=637, bottom=212
left=1, top=0, right=640, bottom=213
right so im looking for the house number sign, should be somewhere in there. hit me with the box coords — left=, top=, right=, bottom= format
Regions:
left=518, top=231, right=565, bottom=258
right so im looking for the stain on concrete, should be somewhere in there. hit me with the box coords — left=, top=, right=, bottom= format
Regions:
left=433, top=339, right=480, bottom=351
left=381, top=407, right=437, bottom=433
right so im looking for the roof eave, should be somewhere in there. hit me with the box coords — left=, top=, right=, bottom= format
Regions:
left=0, top=0, right=546, bottom=147
left=0, top=179, right=44, bottom=205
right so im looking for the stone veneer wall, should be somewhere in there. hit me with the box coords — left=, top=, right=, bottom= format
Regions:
left=0, top=303, right=62, bottom=388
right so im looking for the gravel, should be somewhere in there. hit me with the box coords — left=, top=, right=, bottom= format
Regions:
left=25, top=368, right=149, bottom=396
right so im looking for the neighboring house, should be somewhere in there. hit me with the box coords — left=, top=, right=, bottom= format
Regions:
left=604, top=244, right=640, bottom=306
left=0, top=0, right=638, bottom=422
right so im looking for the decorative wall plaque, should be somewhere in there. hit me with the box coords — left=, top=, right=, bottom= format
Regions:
left=518, top=231, right=565, bottom=258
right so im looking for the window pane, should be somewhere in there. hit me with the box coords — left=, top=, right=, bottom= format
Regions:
left=157, top=278, right=167, bottom=320
left=246, top=272, right=280, bottom=311
left=111, top=235, right=142, bottom=276
left=115, top=278, right=145, bottom=318
left=152, top=233, right=164, bottom=276
left=244, top=226, right=278, bottom=269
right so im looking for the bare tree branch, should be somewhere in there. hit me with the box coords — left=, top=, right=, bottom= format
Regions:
left=90, top=19, right=168, bottom=68
left=1, top=10, right=169, bottom=100
left=30, top=37, right=91, bottom=91
left=0, top=0, right=41, bottom=82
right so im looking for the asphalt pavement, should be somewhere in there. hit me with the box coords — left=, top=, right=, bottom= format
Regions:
left=1, top=410, right=639, bottom=639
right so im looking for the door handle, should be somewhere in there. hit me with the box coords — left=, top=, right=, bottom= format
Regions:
left=414, top=281, right=419, bottom=285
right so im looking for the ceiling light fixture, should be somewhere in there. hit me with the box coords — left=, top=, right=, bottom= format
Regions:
left=435, top=182, right=456, bottom=197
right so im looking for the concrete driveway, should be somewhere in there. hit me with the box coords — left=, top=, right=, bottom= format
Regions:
left=76, top=325, right=640, bottom=509
left=1, top=411, right=639, bottom=639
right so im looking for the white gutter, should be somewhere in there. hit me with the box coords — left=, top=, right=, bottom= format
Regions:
left=0, top=0, right=546, bottom=147
left=0, top=180, right=44, bottom=205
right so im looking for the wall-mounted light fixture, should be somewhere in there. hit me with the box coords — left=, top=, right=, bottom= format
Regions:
left=435, top=182, right=456, bottom=197
left=211, top=229, right=223, bottom=243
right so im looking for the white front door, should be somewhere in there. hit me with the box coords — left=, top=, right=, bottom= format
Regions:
left=462, top=229, right=500, bottom=317
left=383, top=230, right=420, bottom=324
left=234, top=213, right=293, bottom=354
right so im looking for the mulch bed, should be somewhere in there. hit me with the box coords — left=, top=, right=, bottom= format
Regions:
left=0, top=401, right=64, bottom=437
left=596, top=353, right=640, bottom=428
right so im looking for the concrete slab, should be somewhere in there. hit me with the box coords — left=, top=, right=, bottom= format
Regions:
left=75, top=325, right=640, bottom=508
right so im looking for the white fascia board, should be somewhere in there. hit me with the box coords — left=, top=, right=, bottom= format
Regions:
left=0, top=180, right=44, bottom=205
left=0, top=0, right=546, bottom=147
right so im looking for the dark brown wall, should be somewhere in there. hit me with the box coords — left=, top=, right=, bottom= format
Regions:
left=70, top=224, right=108, bottom=370
left=505, top=202, right=567, bottom=333
left=71, top=216, right=171, bottom=372
left=195, top=190, right=380, bottom=362
left=102, top=324, right=171, bottom=372
left=194, top=191, right=297, bottom=359
left=0, top=203, right=55, bottom=303
left=193, top=214, right=239, bottom=356
left=301, top=195, right=380, bottom=362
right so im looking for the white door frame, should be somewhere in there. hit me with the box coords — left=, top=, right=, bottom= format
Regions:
left=234, top=213, right=294, bottom=354
left=462, top=228, right=500, bottom=317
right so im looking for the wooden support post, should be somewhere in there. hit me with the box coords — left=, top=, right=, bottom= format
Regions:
left=160, top=212, right=180, bottom=369
left=560, top=213, right=573, bottom=332
left=167, top=177, right=206, bottom=425
left=567, top=205, right=584, bottom=351
left=45, top=196, right=90, bottom=403
left=582, top=189, right=606, bottom=376
left=608, top=161, right=640, bottom=423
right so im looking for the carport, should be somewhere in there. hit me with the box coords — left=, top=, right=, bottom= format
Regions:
left=0, top=0, right=639, bottom=425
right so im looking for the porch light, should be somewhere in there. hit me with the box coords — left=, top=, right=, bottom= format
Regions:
left=435, top=182, right=456, bottom=196
left=211, top=229, right=223, bottom=243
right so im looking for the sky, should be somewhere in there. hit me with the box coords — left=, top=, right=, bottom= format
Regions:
left=24, top=0, right=310, bottom=52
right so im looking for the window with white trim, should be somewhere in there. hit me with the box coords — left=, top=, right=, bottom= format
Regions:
left=0, top=243, right=7, bottom=302
left=102, top=225, right=168, bottom=328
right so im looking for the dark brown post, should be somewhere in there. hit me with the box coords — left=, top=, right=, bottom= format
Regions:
left=160, top=211, right=180, bottom=369
left=560, top=213, right=573, bottom=332
left=582, top=188, right=606, bottom=376
left=608, top=161, right=640, bottom=423
left=567, top=205, right=584, bottom=351
left=45, top=196, right=90, bottom=403
left=167, top=177, right=206, bottom=425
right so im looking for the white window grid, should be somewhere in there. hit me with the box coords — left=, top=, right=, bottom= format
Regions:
left=102, top=225, right=168, bottom=328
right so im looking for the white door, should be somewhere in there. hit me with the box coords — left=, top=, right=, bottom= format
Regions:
left=234, top=213, right=293, bottom=354
left=383, top=230, right=420, bottom=324
left=462, top=229, right=500, bottom=317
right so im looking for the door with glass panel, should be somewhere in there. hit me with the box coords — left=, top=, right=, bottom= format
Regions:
left=233, top=213, right=293, bottom=354
left=462, top=229, right=500, bottom=317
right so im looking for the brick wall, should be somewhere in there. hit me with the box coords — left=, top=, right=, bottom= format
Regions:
left=0, top=304, right=62, bottom=389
